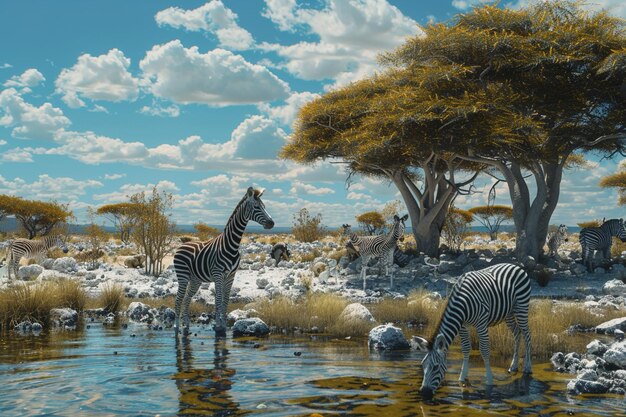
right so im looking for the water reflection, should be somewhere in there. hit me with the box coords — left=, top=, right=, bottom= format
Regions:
left=174, top=335, right=247, bottom=416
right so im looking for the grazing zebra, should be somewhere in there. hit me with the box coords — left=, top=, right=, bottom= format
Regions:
left=344, top=215, right=408, bottom=290
left=173, top=187, right=274, bottom=335
left=6, top=235, right=67, bottom=279
left=271, top=242, right=291, bottom=266
left=579, top=218, right=626, bottom=272
left=546, top=224, right=569, bottom=257
left=417, top=263, right=532, bottom=397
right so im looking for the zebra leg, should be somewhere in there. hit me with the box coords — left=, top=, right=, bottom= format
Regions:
left=214, top=274, right=227, bottom=335
left=174, top=274, right=190, bottom=331
left=515, top=306, right=532, bottom=374
left=361, top=256, right=369, bottom=291
left=182, top=279, right=201, bottom=330
left=477, top=324, right=494, bottom=385
left=459, top=326, right=471, bottom=382
left=217, top=271, right=236, bottom=335
left=506, top=315, right=521, bottom=373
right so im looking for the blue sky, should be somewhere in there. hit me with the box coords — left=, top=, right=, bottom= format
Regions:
left=0, top=0, right=624, bottom=228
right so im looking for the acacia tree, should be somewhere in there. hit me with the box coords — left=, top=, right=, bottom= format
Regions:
left=96, top=202, right=140, bottom=244
left=468, top=205, right=513, bottom=241
left=381, top=1, right=626, bottom=259
left=281, top=75, right=482, bottom=256
left=356, top=211, right=385, bottom=234
left=0, top=195, right=72, bottom=238
left=600, top=162, right=626, bottom=206
left=194, top=222, right=220, bottom=241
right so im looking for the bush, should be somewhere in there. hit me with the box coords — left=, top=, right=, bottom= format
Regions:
left=98, top=283, right=125, bottom=314
left=193, top=222, right=220, bottom=241
left=292, top=208, right=326, bottom=242
left=442, top=207, right=474, bottom=253
left=57, top=279, right=87, bottom=311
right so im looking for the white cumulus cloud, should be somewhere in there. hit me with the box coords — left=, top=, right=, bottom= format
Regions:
left=0, top=88, right=70, bottom=139
left=3, top=68, right=45, bottom=89
left=140, top=40, right=290, bottom=106
left=0, top=174, right=103, bottom=201
left=55, top=48, right=139, bottom=108
left=156, top=1, right=254, bottom=50
left=258, top=91, right=319, bottom=126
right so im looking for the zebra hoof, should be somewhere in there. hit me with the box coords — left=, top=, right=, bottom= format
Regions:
left=214, top=326, right=227, bottom=337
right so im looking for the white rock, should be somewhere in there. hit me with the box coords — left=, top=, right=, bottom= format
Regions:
left=586, top=339, right=608, bottom=356
left=256, top=278, right=269, bottom=289
left=52, top=257, right=77, bottom=273
left=603, top=279, right=626, bottom=296
left=603, top=341, right=626, bottom=368
left=595, top=317, right=626, bottom=335
left=368, top=324, right=410, bottom=350
left=232, top=317, right=270, bottom=337
left=17, top=264, right=44, bottom=280
left=227, top=308, right=257, bottom=325
left=339, top=303, right=375, bottom=323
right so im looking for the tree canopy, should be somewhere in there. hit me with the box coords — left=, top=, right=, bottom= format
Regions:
left=599, top=163, right=626, bottom=206
left=469, top=205, right=513, bottom=240
left=0, top=194, right=72, bottom=238
left=96, top=202, right=142, bottom=243
left=356, top=211, right=386, bottom=235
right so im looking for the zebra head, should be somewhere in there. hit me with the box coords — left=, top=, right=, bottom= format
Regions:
left=558, top=224, right=568, bottom=242
left=393, top=214, right=408, bottom=241
left=341, top=224, right=352, bottom=235
left=51, top=235, right=69, bottom=253
left=244, top=187, right=274, bottom=230
left=420, top=333, right=448, bottom=398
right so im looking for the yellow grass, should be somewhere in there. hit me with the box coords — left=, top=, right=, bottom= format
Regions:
left=97, top=283, right=125, bottom=314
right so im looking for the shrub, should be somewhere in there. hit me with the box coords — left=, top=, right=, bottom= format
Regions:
left=98, top=283, right=125, bottom=314
left=56, top=278, right=87, bottom=311
left=193, top=222, right=220, bottom=241
left=292, top=208, right=326, bottom=242
left=0, top=282, right=58, bottom=326
left=442, top=207, right=474, bottom=253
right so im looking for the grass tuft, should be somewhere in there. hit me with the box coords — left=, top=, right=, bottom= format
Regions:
left=98, top=283, right=125, bottom=314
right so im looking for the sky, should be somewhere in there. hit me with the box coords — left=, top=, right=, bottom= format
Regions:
left=0, top=0, right=624, bottom=229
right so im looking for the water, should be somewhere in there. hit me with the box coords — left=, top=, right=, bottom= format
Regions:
left=0, top=325, right=624, bottom=416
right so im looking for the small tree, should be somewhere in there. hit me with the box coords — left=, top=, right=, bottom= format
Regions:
left=194, top=222, right=220, bottom=241
left=130, top=187, right=176, bottom=276
left=96, top=202, right=141, bottom=244
left=292, top=208, right=326, bottom=243
left=0, top=195, right=73, bottom=238
left=442, top=207, right=474, bottom=253
left=380, top=200, right=402, bottom=232
left=82, top=221, right=108, bottom=269
left=356, top=211, right=385, bottom=235
left=599, top=163, right=626, bottom=206
left=468, top=205, right=513, bottom=241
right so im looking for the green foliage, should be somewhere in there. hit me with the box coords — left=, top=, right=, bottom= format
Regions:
left=599, top=164, right=626, bottom=206
left=292, top=208, right=326, bottom=243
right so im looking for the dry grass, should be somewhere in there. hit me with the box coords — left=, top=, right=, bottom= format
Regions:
left=293, top=248, right=322, bottom=263
left=0, top=279, right=88, bottom=327
left=373, top=290, right=443, bottom=328
left=97, top=283, right=125, bottom=314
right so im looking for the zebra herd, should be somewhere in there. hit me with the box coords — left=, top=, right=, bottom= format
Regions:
left=1, top=186, right=624, bottom=398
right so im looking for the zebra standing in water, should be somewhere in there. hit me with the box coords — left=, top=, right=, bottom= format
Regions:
left=579, top=218, right=626, bottom=272
left=6, top=235, right=67, bottom=279
left=417, top=263, right=532, bottom=397
left=173, top=187, right=274, bottom=335
left=344, top=214, right=408, bottom=290
left=546, top=224, right=569, bottom=257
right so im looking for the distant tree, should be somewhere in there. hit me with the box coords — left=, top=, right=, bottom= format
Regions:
left=442, top=208, right=474, bottom=253
left=130, top=187, right=176, bottom=276
left=82, top=208, right=108, bottom=269
left=292, top=208, right=326, bottom=243
left=0, top=195, right=72, bottom=238
left=356, top=211, right=385, bottom=235
left=468, top=205, right=513, bottom=241
left=380, top=200, right=403, bottom=232
left=194, top=222, right=220, bottom=241
left=599, top=162, right=626, bottom=206
left=96, top=202, right=141, bottom=244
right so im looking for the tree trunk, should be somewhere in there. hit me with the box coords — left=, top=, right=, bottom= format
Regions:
left=414, top=221, right=442, bottom=257
left=489, top=231, right=497, bottom=241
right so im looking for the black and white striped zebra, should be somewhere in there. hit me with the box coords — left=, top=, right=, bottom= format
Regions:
left=579, top=218, right=626, bottom=272
left=344, top=214, right=408, bottom=290
left=546, top=224, right=568, bottom=257
left=416, top=263, right=532, bottom=397
left=6, top=235, right=67, bottom=279
left=173, top=187, right=274, bottom=335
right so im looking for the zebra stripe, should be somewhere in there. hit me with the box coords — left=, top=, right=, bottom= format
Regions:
left=419, top=263, right=532, bottom=396
left=344, top=214, right=408, bottom=290
left=546, top=224, right=568, bottom=257
left=173, top=187, right=274, bottom=335
left=579, top=218, right=626, bottom=272
left=7, top=235, right=66, bottom=279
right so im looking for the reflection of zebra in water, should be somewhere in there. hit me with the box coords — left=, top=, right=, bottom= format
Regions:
left=270, top=242, right=291, bottom=266
left=343, top=215, right=407, bottom=290
left=579, top=218, right=626, bottom=272
left=546, top=224, right=568, bottom=257
left=173, top=187, right=274, bottom=335
left=7, top=235, right=67, bottom=279
left=417, top=263, right=532, bottom=398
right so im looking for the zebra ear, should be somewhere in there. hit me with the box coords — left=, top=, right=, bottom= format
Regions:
left=394, top=215, right=400, bottom=222
left=412, top=336, right=429, bottom=351
left=246, top=187, right=254, bottom=198
left=402, top=214, right=409, bottom=222
left=257, top=188, right=265, bottom=198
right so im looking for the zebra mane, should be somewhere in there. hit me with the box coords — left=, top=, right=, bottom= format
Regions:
left=601, top=218, right=621, bottom=228
left=427, top=296, right=451, bottom=350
